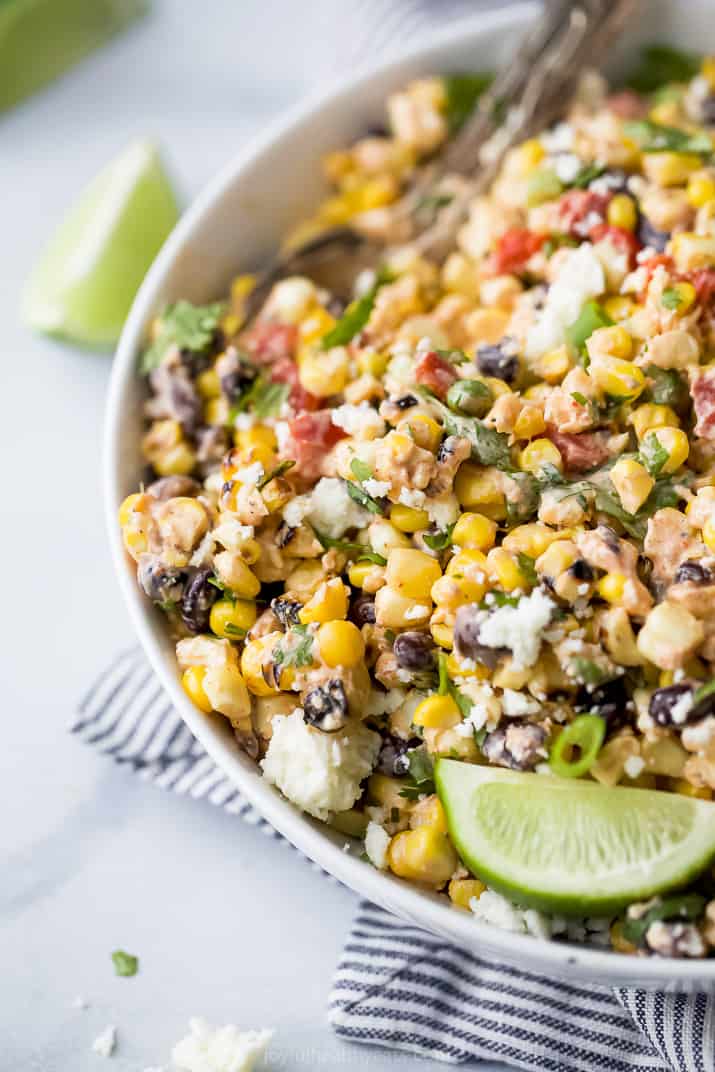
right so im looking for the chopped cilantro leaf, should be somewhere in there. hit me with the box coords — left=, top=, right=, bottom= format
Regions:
left=661, top=286, right=682, bottom=311
left=257, top=459, right=295, bottom=490
left=399, top=747, right=435, bottom=799
left=566, top=301, right=614, bottom=359
left=516, top=553, right=538, bottom=587
left=321, top=267, right=394, bottom=348
left=692, top=679, right=715, bottom=707
left=223, top=622, right=246, bottom=638
left=569, top=162, right=606, bottom=189
left=624, top=119, right=713, bottom=157
left=140, top=300, right=225, bottom=374
left=423, top=523, right=456, bottom=551
left=639, top=432, right=669, bottom=477
left=274, top=624, right=314, bottom=669
left=642, top=364, right=688, bottom=410
left=346, top=480, right=384, bottom=514
left=571, top=391, right=590, bottom=406
left=425, top=393, right=511, bottom=468
left=112, top=950, right=139, bottom=977
left=350, top=457, right=374, bottom=482
left=313, top=529, right=386, bottom=565
left=622, top=893, right=705, bottom=945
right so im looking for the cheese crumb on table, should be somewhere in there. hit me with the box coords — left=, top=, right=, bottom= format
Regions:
left=92, top=1025, right=117, bottom=1058
left=171, top=1018, right=273, bottom=1072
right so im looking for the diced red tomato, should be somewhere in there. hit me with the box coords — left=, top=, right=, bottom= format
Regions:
left=558, top=190, right=609, bottom=238
left=691, top=368, right=715, bottom=440
left=607, top=90, right=647, bottom=119
left=547, top=429, right=610, bottom=472
left=488, top=228, right=545, bottom=275
left=590, top=223, right=641, bottom=268
left=241, top=321, right=298, bottom=365
left=270, top=356, right=319, bottom=412
left=285, top=410, right=347, bottom=480
left=636, top=253, right=676, bottom=300
left=414, top=351, right=458, bottom=399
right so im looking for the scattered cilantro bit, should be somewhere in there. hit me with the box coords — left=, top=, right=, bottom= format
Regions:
left=321, top=267, right=394, bottom=348
left=571, top=391, right=590, bottom=406
left=504, top=471, right=541, bottom=526
left=399, top=748, right=436, bottom=800
left=480, top=592, right=519, bottom=609
left=639, top=432, right=669, bottom=477
left=516, top=553, right=538, bottom=587
left=443, top=72, right=493, bottom=132
left=425, top=394, right=511, bottom=468
left=537, top=463, right=568, bottom=488
left=692, top=679, right=715, bottom=707
left=642, top=364, right=689, bottom=412
left=350, top=457, right=374, bottom=482
left=437, top=652, right=472, bottom=719
left=569, top=162, right=606, bottom=189
left=156, top=599, right=177, bottom=613
left=622, top=893, right=705, bottom=945
left=566, top=301, right=614, bottom=359
left=423, top=523, right=456, bottom=552
left=661, top=286, right=682, bottom=311
left=140, top=300, right=225, bottom=374
left=346, top=480, right=384, bottom=514
left=233, top=378, right=290, bottom=420
left=111, top=950, right=139, bottom=977
left=313, top=529, right=386, bottom=565
left=207, top=575, right=234, bottom=599
left=571, top=658, right=614, bottom=687
left=626, top=45, right=700, bottom=94
left=223, top=622, right=246, bottom=638
left=257, top=459, right=295, bottom=490
left=274, top=624, right=314, bottom=669
left=415, top=192, right=454, bottom=216
left=624, top=119, right=713, bottom=157
left=436, top=347, right=471, bottom=364
left=593, top=488, right=646, bottom=540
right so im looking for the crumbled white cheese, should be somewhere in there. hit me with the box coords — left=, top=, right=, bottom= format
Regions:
left=478, top=589, right=555, bottom=670
left=455, top=703, right=489, bottom=736
left=384, top=352, right=415, bottom=395
left=282, top=494, right=311, bottom=528
left=305, top=477, right=372, bottom=538
left=263, top=276, right=315, bottom=323
left=211, top=518, right=255, bottom=550
left=234, top=462, right=264, bottom=487
left=364, top=687, right=408, bottom=717
left=470, top=889, right=551, bottom=939
left=365, top=822, right=391, bottom=870
left=501, top=689, right=540, bottom=717
left=189, top=531, right=215, bottom=568
left=92, top=1025, right=117, bottom=1058
left=399, top=487, right=426, bottom=509
left=426, top=493, right=460, bottom=529
left=233, top=412, right=256, bottom=431
left=624, top=755, right=645, bottom=779
left=261, top=710, right=380, bottom=821
left=541, top=122, right=574, bottom=153
left=552, top=153, right=582, bottom=183
left=171, top=1018, right=273, bottom=1072
left=362, top=478, right=391, bottom=498
left=526, top=244, right=605, bottom=358
left=331, top=402, right=386, bottom=439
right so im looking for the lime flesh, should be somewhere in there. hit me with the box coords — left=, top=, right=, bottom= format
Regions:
left=23, top=139, right=179, bottom=348
left=435, top=759, right=715, bottom=915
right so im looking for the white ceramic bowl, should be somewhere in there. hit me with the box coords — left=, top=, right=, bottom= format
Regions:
left=106, top=0, right=715, bottom=990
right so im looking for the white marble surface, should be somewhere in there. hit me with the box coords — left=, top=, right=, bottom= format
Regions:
left=1, top=2, right=510, bottom=1067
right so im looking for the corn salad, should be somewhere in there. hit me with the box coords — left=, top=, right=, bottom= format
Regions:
left=121, top=53, right=715, bottom=957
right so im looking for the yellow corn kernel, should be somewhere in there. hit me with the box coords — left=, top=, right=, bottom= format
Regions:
left=195, top=367, right=222, bottom=400
left=455, top=463, right=506, bottom=510
left=671, top=778, right=712, bottom=800
left=217, top=557, right=261, bottom=599
left=235, top=424, right=278, bottom=453
left=374, top=585, right=431, bottom=628
left=671, top=231, right=715, bottom=271
left=603, top=295, right=637, bottom=322
left=445, top=652, right=488, bottom=680
left=231, top=273, right=256, bottom=303
left=594, top=325, right=634, bottom=360
left=204, top=397, right=229, bottom=426
left=642, top=151, right=702, bottom=187
left=318, top=619, right=365, bottom=668
left=609, top=458, right=654, bottom=514
left=646, top=426, right=689, bottom=474
left=533, top=345, right=572, bottom=384
left=390, top=503, right=430, bottom=532
left=368, top=518, right=412, bottom=558
left=299, top=577, right=349, bottom=624
left=181, top=667, right=213, bottom=714
left=487, top=547, right=528, bottom=591
left=629, top=403, right=679, bottom=441
left=400, top=413, right=442, bottom=452
left=261, top=479, right=292, bottom=514
left=597, top=572, right=627, bottom=604
left=607, top=193, right=638, bottom=231
left=448, top=877, right=487, bottom=909
left=452, top=512, right=497, bottom=551
left=483, top=376, right=513, bottom=399
left=118, top=493, right=142, bottom=528
left=386, top=548, right=442, bottom=601
left=518, top=438, right=563, bottom=475
left=240, top=636, right=279, bottom=696
left=347, top=560, right=375, bottom=588
left=702, top=516, right=715, bottom=553
left=702, top=56, right=715, bottom=90
left=410, top=795, right=449, bottom=833
left=589, top=358, right=645, bottom=401
left=536, top=539, right=577, bottom=578
left=503, top=522, right=560, bottom=560
left=209, top=599, right=257, bottom=640
left=299, top=347, right=349, bottom=397
left=388, top=826, right=458, bottom=888
left=430, top=622, right=454, bottom=649
left=431, top=575, right=473, bottom=611
left=441, top=251, right=480, bottom=299
left=466, top=307, right=510, bottom=347
left=610, top=921, right=637, bottom=955
left=444, top=549, right=489, bottom=600
left=513, top=405, right=546, bottom=440
left=517, top=137, right=545, bottom=172
left=663, top=280, right=697, bottom=315
left=413, top=694, right=460, bottom=729
left=357, top=350, right=389, bottom=377
left=687, top=171, right=715, bottom=208
left=299, top=306, right=336, bottom=347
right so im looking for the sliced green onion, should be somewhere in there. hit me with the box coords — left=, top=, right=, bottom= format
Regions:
left=549, top=714, right=606, bottom=778
left=566, top=301, right=614, bottom=358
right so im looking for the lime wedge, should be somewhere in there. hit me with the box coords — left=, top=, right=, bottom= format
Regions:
left=23, top=139, right=179, bottom=348
left=435, top=759, right=715, bottom=915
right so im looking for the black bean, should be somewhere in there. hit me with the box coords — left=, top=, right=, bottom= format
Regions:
left=674, top=560, right=712, bottom=586
left=482, top=722, right=546, bottom=771
left=393, top=631, right=436, bottom=671
left=349, top=593, right=376, bottom=627
left=394, top=394, right=417, bottom=410
left=180, top=568, right=220, bottom=633
left=453, top=605, right=504, bottom=668
left=376, top=734, right=422, bottom=776
left=138, top=556, right=189, bottom=606
left=575, top=676, right=630, bottom=732
left=178, top=347, right=213, bottom=376
left=220, top=362, right=258, bottom=403
left=303, top=679, right=349, bottom=732
left=637, top=216, right=670, bottom=253
left=568, top=558, right=594, bottom=581
left=649, top=683, right=694, bottom=727
left=475, top=339, right=519, bottom=383
left=271, top=596, right=302, bottom=629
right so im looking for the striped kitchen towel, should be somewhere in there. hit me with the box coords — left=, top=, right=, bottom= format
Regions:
left=74, top=648, right=715, bottom=1072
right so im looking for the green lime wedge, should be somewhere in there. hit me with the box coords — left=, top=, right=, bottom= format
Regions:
left=435, top=759, right=715, bottom=915
left=23, top=139, right=179, bottom=349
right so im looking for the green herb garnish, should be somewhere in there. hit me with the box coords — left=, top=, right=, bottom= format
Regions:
left=321, top=267, right=394, bottom=348
left=274, top=624, right=314, bottom=669
left=141, top=300, right=226, bottom=374
left=624, top=118, right=713, bottom=157
left=423, top=523, right=456, bottom=552
left=111, top=950, right=139, bottom=977
left=346, top=481, right=384, bottom=514
left=571, top=391, right=590, bottom=406
left=425, top=393, right=511, bottom=468
left=691, top=679, right=715, bottom=707
left=569, top=162, right=606, bottom=189
left=639, top=432, right=669, bottom=477
left=516, top=553, right=538, bottom=587
left=399, top=748, right=436, bottom=800
left=223, top=622, right=247, bottom=638
left=443, top=72, right=493, bottom=132
left=437, top=652, right=472, bottom=719
left=350, top=457, right=374, bottom=482
left=622, top=893, right=705, bottom=945
left=566, top=301, right=614, bottom=360
left=661, top=286, right=682, bottom=311
left=313, top=529, right=386, bottom=565
left=642, top=364, right=689, bottom=411
left=257, top=459, right=295, bottom=490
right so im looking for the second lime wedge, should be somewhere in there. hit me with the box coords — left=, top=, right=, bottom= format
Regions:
left=435, top=759, right=715, bottom=915
left=23, top=139, right=179, bottom=349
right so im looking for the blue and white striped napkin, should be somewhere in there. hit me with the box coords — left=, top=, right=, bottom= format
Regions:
left=74, top=649, right=715, bottom=1072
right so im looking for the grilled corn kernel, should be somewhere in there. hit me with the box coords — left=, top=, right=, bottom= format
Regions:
left=448, top=878, right=487, bottom=909
left=386, top=548, right=442, bottom=600
left=702, top=516, right=715, bottom=553
left=647, top=426, right=689, bottom=474
left=518, top=438, right=563, bottom=475
left=430, top=622, right=454, bottom=649
left=368, top=518, right=412, bottom=558
left=431, top=575, right=473, bottom=610
left=517, top=137, right=546, bottom=172
left=196, top=367, right=222, bottom=400
left=671, top=231, right=715, bottom=271
left=318, top=619, right=365, bottom=668
left=374, top=585, right=431, bottom=628
left=299, top=347, right=349, bottom=397
left=609, top=458, right=654, bottom=514
left=299, top=578, right=349, bottom=624
left=629, top=403, right=679, bottom=441
left=390, top=503, right=430, bottom=532
left=687, top=171, right=715, bottom=208
left=118, top=493, right=142, bottom=528
left=593, top=325, right=633, bottom=360
left=241, top=636, right=279, bottom=696
left=513, top=404, right=546, bottom=440
left=503, top=523, right=559, bottom=559
left=466, top=307, right=510, bottom=347
left=347, top=560, right=375, bottom=588
left=181, top=667, right=213, bottom=713
left=400, top=412, right=443, bottom=452
left=452, top=512, right=497, bottom=551
left=455, top=463, right=507, bottom=510
left=607, top=193, right=638, bottom=231
left=204, top=397, right=229, bottom=426
left=261, top=478, right=292, bottom=513
left=637, top=602, right=704, bottom=669
left=536, top=538, right=577, bottom=578
left=209, top=599, right=257, bottom=639
left=235, top=424, right=278, bottom=453
left=445, top=549, right=489, bottom=600
left=413, top=694, right=460, bottom=729
left=534, top=344, right=572, bottom=384
left=596, top=572, right=627, bottom=604
left=642, top=151, right=702, bottom=187
left=388, top=826, right=458, bottom=888
left=487, top=547, right=528, bottom=591
left=410, top=795, right=448, bottom=833
left=603, top=295, right=636, bottom=322
left=216, top=556, right=261, bottom=599
left=299, top=306, right=336, bottom=346
left=590, top=357, right=645, bottom=401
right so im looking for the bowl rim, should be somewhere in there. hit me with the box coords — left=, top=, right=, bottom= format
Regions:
left=105, top=2, right=715, bottom=985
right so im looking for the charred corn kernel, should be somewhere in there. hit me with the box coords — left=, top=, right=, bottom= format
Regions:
left=118, top=493, right=142, bottom=527
left=487, top=547, right=527, bottom=591
left=448, top=877, right=487, bottom=909
left=286, top=559, right=325, bottom=600
left=216, top=557, right=261, bottom=599
left=536, top=539, right=577, bottom=578
left=637, top=602, right=704, bottom=669
left=610, top=921, right=637, bottom=955
left=298, top=305, right=336, bottom=346
left=209, top=599, right=257, bottom=639
left=388, top=826, right=458, bottom=887
left=318, top=619, right=365, bottom=668
left=517, top=138, right=545, bottom=172
left=374, top=585, right=431, bottom=628
left=671, top=778, right=712, bottom=800
left=413, top=694, right=460, bottom=729
left=410, top=795, right=448, bottom=833
left=181, top=667, right=213, bottom=713
left=390, top=503, right=429, bottom=532
left=663, top=280, right=697, bottom=315
left=452, top=512, right=497, bottom=551
left=590, top=358, right=644, bottom=401
left=196, top=367, right=222, bottom=399
left=204, top=397, right=229, bottom=426
left=445, top=549, right=489, bottom=601
left=299, top=577, right=349, bottom=624
left=687, top=172, right=715, bottom=208
left=702, top=516, right=715, bottom=553
left=240, top=637, right=279, bottom=696
left=368, top=518, right=412, bottom=558
left=609, top=458, right=654, bottom=514
left=607, top=193, right=638, bottom=231
left=347, top=560, right=375, bottom=588
left=534, top=345, right=572, bottom=384
left=647, top=426, right=689, bottom=473
left=513, top=405, right=546, bottom=439
left=260, top=478, right=292, bottom=513
left=518, top=438, right=563, bottom=475
left=154, top=442, right=196, bottom=477
left=235, top=424, right=278, bottom=453
left=455, top=463, right=507, bottom=509
left=299, top=346, right=349, bottom=397
left=603, top=295, right=636, bottom=322
left=597, top=572, right=627, bottom=604
left=671, top=231, right=715, bottom=271
left=400, top=413, right=442, bottom=452
left=595, top=325, right=633, bottom=360
left=430, top=622, right=454, bottom=649
left=503, top=523, right=559, bottom=559
left=642, top=151, right=702, bottom=187
left=386, top=548, right=442, bottom=600
left=630, top=403, right=679, bottom=441
left=357, top=349, right=389, bottom=377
